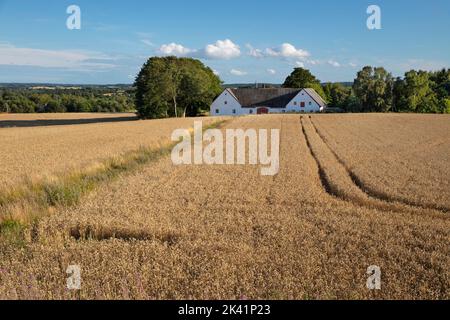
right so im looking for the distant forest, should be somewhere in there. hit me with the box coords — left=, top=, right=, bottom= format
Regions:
left=0, top=85, right=135, bottom=113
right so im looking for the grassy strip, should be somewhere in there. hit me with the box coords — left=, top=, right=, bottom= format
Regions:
left=0, top=119, right=229, bottom=243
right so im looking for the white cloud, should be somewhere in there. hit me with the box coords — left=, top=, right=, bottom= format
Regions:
left=0, top=43, right=116, bottom=71
left=245, top=43, right=311, bottom=62
left=158, top=43, right=193, bottom=56
left=230, top=68, right=247, bottom=76
left=348, top=62, right=358, bottom=68
left=246, top=44, right=264, bottom=58
left=212, top=69, right=220, bottom=76
left=328, top=60, right=341, bottom=67
left=156, top=40, right=314, bottom=65
left=265, top=43, right=310, bottom=59
left=295, top=61, right=305, bottom=68
left=267, top=68, right=276, bottom=75
left=204, top=39, right=240, bottom=60
left=157, top=39, right=241, bottom=60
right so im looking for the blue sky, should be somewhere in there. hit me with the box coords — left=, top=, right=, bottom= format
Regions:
left=0, top=0, right=449, bottom=84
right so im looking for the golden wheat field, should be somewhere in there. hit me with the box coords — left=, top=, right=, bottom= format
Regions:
left=0, top=113, right=449, bottom=300
left=0, top=113, right=225, bottom=192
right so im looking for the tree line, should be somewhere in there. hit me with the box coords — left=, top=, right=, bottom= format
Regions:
left=1, top=57, right=449, bottom=116
left=0, top=88, right=135, bottom=113
left=283, top=66, right=450, bottom=113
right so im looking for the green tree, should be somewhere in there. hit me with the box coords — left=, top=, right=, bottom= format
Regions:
left=134, top=56, right=222, bottom=119
left=323, top=83, right=351, bottom=109
left=0, top=91, right=36, bottom=113
left=135, top=57, right=177, bottom=119
left=430, top=68, right=450, bottom=100
left=429, top=68, right=450, bottom=113
left=282, top=67, right=326, bottom=100
left=392, top=77, right=406, bottom=112
left=404, top=70, right=439, bottom=113
left=391, top=70, right=439, bottom=113
left=45, top=99, right=65, bottom=113
left=178, top=59, right=223, bottom=117
left=353, top=66, right=394, bottom=112
left=443, top=98, right=450, bottom=114
left=343, top=95, right=362, bottom=113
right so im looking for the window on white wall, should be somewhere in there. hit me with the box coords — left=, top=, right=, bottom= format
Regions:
left=309, top=101, right=312, bottom=106
left=224, top=101, right=228, bottom=105
left=232, top=109, right=236, bottom=114
left=249, top=110, right=253, bottom=114
left=215, top=109, right=219, bottom=114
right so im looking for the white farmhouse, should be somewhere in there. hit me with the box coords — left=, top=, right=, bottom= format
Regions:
left=210, top=88, right=327, bottom=116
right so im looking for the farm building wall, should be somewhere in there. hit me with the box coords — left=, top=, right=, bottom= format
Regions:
left=285, top=90, right=323, bottom=113
left=210, top=88, right=324, bottom=116
left=210, top=89, right=250, bottom=116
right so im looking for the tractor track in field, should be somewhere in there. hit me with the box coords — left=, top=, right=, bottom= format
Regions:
left=300, top=116, right=364, bottom=204
left=299, top=116, right=447, bottom=215
left=300, top=117, right=334, bottom=196
left=308, top=116, right=449, bottom=214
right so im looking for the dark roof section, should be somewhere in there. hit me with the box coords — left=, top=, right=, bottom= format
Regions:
left=229, top=88, right=301, bottom=108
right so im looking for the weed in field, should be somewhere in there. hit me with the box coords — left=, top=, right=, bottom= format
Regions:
left=0, top=220, right=26, bottom=247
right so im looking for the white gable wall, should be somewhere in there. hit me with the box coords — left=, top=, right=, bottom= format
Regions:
left=210, top=89, right=250, bottom=116
left=285, top=89, right=323, bottom=113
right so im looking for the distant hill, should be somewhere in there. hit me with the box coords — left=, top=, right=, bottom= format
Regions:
left=222, top=83, right=282, bottom=89
left=223, top=82, right=353, bottom=89
left=0, top=82, right=353, bottom=90
left=322, top=82, right=353, bottom=87
left=0, top=83, right=133, bottom=90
